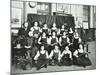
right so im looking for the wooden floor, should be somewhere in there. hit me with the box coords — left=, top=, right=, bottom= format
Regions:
left=11, top=41, right=96, bottom=74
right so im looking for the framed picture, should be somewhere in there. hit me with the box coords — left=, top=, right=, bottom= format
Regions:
left=83, top=22, right=89, bottom=29
left=56, top=3, right=64, bottom=12
left=11, top=8, right=22, bottom=28
left=75, top=17, right=83, bottom=28
left=37, top=2, right=50, bottom=15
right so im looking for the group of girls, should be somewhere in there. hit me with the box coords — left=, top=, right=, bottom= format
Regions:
left=12, top=21, right=92, bottom=70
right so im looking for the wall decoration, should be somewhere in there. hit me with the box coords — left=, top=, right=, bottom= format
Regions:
left=11, top=8, right=22, bottom=28
left=83, top=22, right=89, bottom=29
left=37, top=2, right=50, bottom=15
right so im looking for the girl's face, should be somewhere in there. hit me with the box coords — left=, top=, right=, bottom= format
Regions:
left=42, top=33, right=46, bottom=37
left=65, top=46, right=69, bottom=50
left=24, top=22, right=28, bottom=28
left=34, top=22, right=38, bottom=26
left=70, top=28, right=72, bottom=31
left=75, top=33, right=78, bottom=37
left=79, top=45, right=83, bottom=49
left=52, top=32, right=56, bottom=36
left=41, top=46, right=44, bottom=50
left=44, top=24, right=47, bottom=27
left=62, top=25, right=65, bottom=29
left=55, top=46, right=58, bottom=50
left=53, top=23, right=56, bottom=27
left=63, top=32, right=66, bottom=36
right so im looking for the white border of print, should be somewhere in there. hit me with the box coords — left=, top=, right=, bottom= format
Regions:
left=0, top=0, right=99, bottom=75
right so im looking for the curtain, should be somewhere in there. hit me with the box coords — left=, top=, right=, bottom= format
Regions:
left=46, top=15, right=55, bottom=28
left=56, top=16, right=65, bottom=28
left=27, top=14, right=75, bottom=28
left=27, top=14, right=46, bottom=28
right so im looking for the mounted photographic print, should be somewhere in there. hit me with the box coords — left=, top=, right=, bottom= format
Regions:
left=11, top=0, right=96, bottom=74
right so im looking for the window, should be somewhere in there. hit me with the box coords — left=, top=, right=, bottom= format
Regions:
left=83, top=5, right=89, bottom=22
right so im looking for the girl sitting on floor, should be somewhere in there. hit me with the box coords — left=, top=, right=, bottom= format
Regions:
left=73, top=44, right=92, bottom=68
left=34, top=45, right=49, bottom=70
left=49, top=45, right=61, bottom=66
left=60, top=46, right=73, bottom=66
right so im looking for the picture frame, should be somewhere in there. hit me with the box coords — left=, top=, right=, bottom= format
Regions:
left=11, top=7, right=22, bottom=28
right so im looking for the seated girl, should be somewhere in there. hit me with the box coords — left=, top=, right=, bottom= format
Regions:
left=25, top=31, right=38, bottom=64
left=51, top=23, right=58, bottom=34
left=34, top=46, right=49, bottom=70
left=73, top=33, right=81, bottom=53
left=59, top=32, right=70, bottom=52
left=14, top=42, right=25, bottom=57
left=25, top=31, right=34, bottom=49
left=60, top=25, right=67, bottom=35
left=49, top=45, right=61, bottom=65
left=38, top=32, right=49, bottom=50
left=30, top=22, right=40, bottom=36
left=18, top=22, right=29, bottom=37
left=42, top=23, right=49, bottom=36
left=48, top=32, right=59, bottom=54
left=68, top=28, right=74, bottom=43
left=74, top=29, right=79, bottom=36
left=73, top=44, right=92, bottom=68
left=60, top=46, right=72, bottom=66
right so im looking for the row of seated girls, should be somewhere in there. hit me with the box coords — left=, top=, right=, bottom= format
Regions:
left=12, top=21, right=92, bottom=70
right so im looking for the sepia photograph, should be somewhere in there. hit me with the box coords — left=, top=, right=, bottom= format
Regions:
left=11, top=0, right=96, bottom=74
